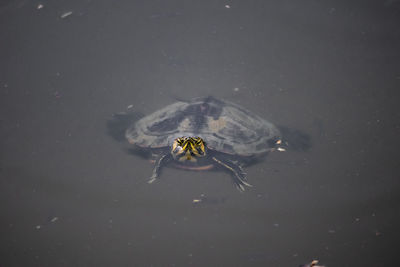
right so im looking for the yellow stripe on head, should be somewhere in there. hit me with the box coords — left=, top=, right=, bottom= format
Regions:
left=171, top=136, right=206, bottom=161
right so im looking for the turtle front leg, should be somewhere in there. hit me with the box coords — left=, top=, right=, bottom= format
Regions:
left=212, top=157, right=252, bottom=191
left=148, top=154, right=171, bottom=184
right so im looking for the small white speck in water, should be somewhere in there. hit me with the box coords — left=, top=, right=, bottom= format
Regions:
left=60, top=11, right=73, bottom=19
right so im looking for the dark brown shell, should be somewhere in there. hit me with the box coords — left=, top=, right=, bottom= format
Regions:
left=126, top=97, right=281, bottom=156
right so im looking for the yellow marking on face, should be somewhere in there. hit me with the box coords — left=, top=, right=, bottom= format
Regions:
left=178, top=151, right=197, bottom=162
left=171, top=137, right=206, bottom=161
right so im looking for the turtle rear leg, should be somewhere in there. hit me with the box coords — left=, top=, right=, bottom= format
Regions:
left=148, top=154, right=171, bottom=184
left=212, top=157, right=252, bottom=191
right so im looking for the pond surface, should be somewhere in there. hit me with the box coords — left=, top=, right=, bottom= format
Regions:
left=1, top=0, right=399, bottom=266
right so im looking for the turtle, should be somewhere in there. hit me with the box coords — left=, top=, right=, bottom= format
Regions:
left=107, top=96, right=310, bottom=191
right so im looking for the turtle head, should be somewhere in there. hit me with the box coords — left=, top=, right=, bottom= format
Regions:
left=171, top=137, right=206, bottom=162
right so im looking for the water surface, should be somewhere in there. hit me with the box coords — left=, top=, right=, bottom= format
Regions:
left=1, top=0, right=399, bottom=266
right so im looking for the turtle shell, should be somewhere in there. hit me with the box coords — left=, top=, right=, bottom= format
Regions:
left=125, top=96, right=281, bottom=156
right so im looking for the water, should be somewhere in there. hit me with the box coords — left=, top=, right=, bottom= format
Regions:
left=1, top=0, right=399, bottom=266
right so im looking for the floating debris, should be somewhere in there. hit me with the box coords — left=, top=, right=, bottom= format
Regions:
left=35, top=225, right=41, bottom=229
left=193, top=193, right=205, bottom=203
left=225, top=5, right=231, bottom=9
left=275, top=140, right=286, bottom=151
left=50, top=217, right=59, bottom=223
left=37, top=4, right=44, bottom=9
left=300, top=259, right=325, bottom=267
left=60, top=11, right=73, bottom=19
left=233, top=87, right=239, bottom=92
left=192, top=194, right=226, bottom=205
left=127, top=104, right=134, bottom=109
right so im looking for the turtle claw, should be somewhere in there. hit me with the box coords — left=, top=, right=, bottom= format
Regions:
left=147, top=154, right=170, bottom=185
left=148, top=165, right=159, bottom=184
left=233, top=175, right=253, bottom=192
left=212, top=156, right=252, bottom=191
left=148, top=176, right=157, bottom=184
left=236, top=183, right=245, bottom=192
